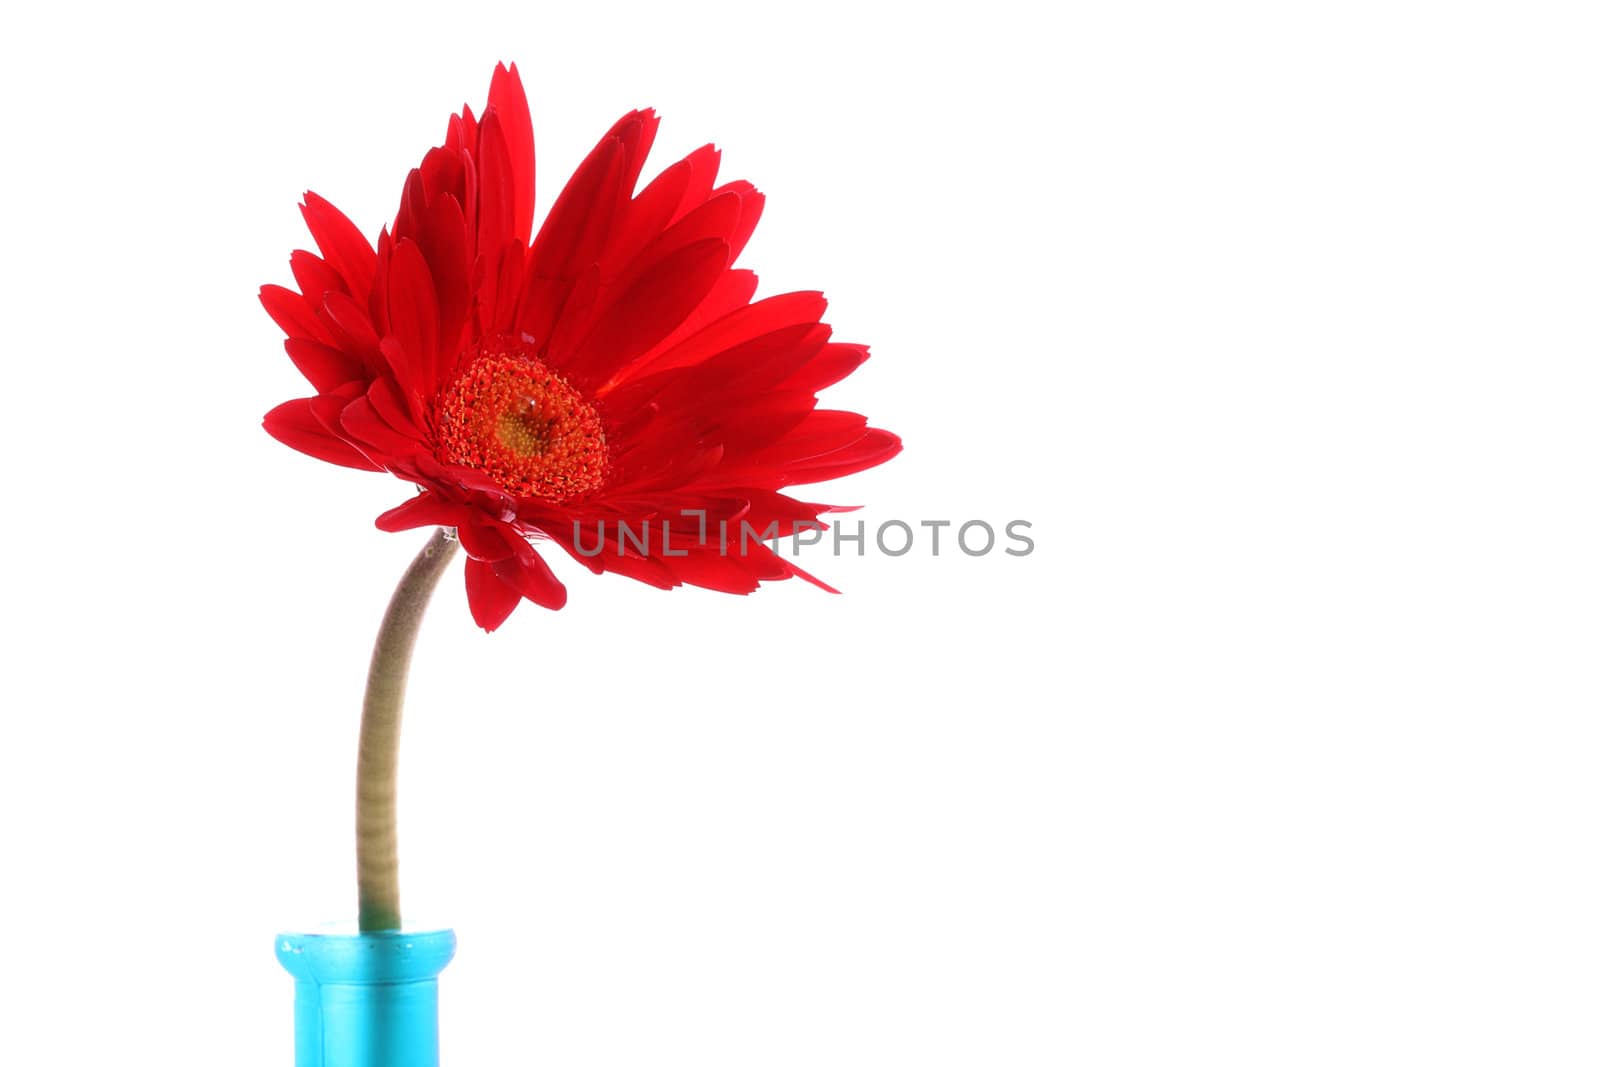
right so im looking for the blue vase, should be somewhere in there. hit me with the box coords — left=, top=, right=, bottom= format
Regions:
left=276, top=928, right=457, bottom=1067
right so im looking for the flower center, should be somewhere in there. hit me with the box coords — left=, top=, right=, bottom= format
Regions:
left=436, top=352, right=608, bottom=501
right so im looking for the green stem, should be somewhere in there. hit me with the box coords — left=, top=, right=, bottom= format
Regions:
left=357, top=526, right=460, bottom=932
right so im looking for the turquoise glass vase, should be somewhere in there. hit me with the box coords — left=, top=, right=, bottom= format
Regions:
left=276, top=927, right=457, bottom=1067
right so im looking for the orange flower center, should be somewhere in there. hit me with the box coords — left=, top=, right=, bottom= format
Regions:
left=436, top=352, right=608, bottom=501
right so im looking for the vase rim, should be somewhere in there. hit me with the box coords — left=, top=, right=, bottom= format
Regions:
left=276, top=927, right=457, bottom=984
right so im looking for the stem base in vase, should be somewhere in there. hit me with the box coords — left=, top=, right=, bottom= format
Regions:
left=276, top=927, right=456, bottom=1067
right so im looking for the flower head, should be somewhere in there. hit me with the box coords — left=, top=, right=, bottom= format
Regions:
left=263, top=64, right=900, bottom=630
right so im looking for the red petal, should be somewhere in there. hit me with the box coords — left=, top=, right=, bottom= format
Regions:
left=320, top=290, right=383, bottom=364
left=779, top=428, right=904, bottom=484
left=416, top=194, right=471, bottom=376
left=474, top=238, right=524, bottom=338
left=544, top=525, right=679, bottom=588
left=474, top=108, right=517, bottom=256
left=601, top=109, right=660, bottom=201
left=603, top=191, right=741, bottom=303
left=738, top=489, right=835, bottom=531
left=465, top=557, right=521, bottom=631
left=261, top=284, right=333, bottom=345
left=486, top=62, right=535, bottom=245
left=369, top=227, right=394, bottom=337
left=339, top=392, right=426, bottom=461
left=661, top=548, right=763, bottom=595
left=784, top=556, right=842, bottom=594
left=263, top=398, right=381, bottom=471
left=709, top=180, right=764, bottom=263
left=308, top=381, right=366, bottom=435
left=759, top=410, right=869, bottom=459
left=284, top=338, right=364, bottom=393
left=492, top=545, right=567, bottom=610
left=367, top=375, right=428, bottom=441
left=375, top=492, right=462, bottom=532
left=457, top=517, right=517, bottom=561
left=446, top=104, right=478, bottom=157
left=616, top=268, right=761, bottom=382
left=670, top=144, right=722, bottom=224
left=566, top=237, right=729, bottom=385
left=614, top=289, right=825, bottom=385
left=518, top=137, right=625, bottom=347
left=543, top=262, right=603, bottom=365
left=704, top=391, right=819, bottom=457
left=301, top=193, right=376, bottom=297
left=289, top=249, right=347, bottom=302
left=384, top=238, right=439, bottom=392
left=418, top=146, right=467, bottom=207
left=782, top=343, right=870, bottom=393
left=601, top=153, right=694, bottom=278
left=393, top=169, right=429, bottom=252
left=678, top=324, right=833, bottom=399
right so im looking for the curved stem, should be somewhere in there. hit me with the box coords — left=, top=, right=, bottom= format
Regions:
left=357, top=526, right=460, bottom=932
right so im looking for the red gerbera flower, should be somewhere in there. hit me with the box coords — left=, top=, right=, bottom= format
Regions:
left=262, top=64, right=900, bottom=630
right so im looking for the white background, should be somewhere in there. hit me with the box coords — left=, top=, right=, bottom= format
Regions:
left=1, top=2, right=1596, bottom=1064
